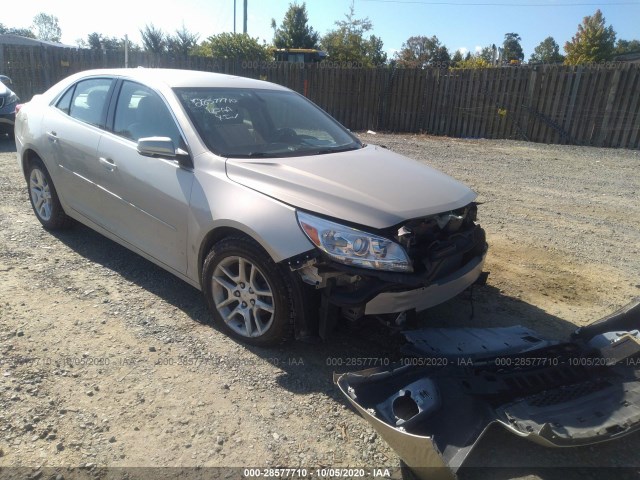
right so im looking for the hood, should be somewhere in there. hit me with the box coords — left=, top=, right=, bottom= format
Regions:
left=0, top=83, right=9, bottom=96
left=225, top=144, right=477, bottom=229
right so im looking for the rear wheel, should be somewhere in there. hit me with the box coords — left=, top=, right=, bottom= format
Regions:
left=202, top=237, right=294, bottom=346
left=27, top=158, right=73, bottom=230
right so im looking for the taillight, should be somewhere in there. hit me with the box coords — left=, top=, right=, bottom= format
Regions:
left=15, top=104, right=23, bottom=113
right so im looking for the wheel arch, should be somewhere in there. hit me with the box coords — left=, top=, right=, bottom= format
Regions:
left=20, top=148, right=42, bottom=180
left=197, top=225, right=269, bottom=286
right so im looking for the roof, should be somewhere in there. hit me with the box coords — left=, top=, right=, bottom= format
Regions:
left=73, top=68, right=290, bottom=90
left=0, top=33, right=76, bottom=49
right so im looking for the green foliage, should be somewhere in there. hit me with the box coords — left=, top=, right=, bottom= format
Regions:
left=321, top=4, right=387, bottom=66
left=453, top=55, right=492, bottom=69
left=31, top=13, right=61, bottom=42
left=502, top=33, right=524, bottom=62
left=273, top=2, right=319, bottom=49
left=0, top=23, right=36, bottom=38
left=615, top=39, right=640, bottom=55
left=79, top=32, right=122, bottom=51
left=478, top=45, right=496, bottom=63
left=140, top=24, right=167, bottom=54
left=450, top=50, right=464, bottom=67
left=529, top=36, right=564, bottom=64
left=564, top=9, right=616, bottom=64
left=168, top=25, right=200, bottom=56
left=395, top=35, right=450, bottom=67
left=198, top=33, right=269, bottom=61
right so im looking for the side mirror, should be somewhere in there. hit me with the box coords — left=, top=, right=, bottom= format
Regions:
left=137, top=136, right=176, bottom=157
left=137, top=137, right=192, bottom=167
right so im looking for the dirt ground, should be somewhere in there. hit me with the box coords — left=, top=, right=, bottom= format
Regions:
left=1, top=133, right=639, bottom=480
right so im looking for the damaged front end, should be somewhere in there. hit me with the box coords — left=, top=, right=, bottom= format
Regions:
left=335, top=299, right=640, bottom=479
left=290, top=203, right=487, bottom=333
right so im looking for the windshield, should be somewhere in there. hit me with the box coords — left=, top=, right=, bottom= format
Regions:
left=174, top=88, right=362, bottom=158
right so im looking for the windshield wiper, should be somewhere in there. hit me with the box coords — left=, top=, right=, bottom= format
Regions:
left=224, top=152, right=273, bottom=159
left=314, top=145, right=362, bottom=155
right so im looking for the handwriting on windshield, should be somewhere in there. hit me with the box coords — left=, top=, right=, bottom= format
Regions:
left=190, top=97, right=239, bottom=121
left=206, top=104, right=239, bottom=121
left=190, top=97, right=238, bottom=108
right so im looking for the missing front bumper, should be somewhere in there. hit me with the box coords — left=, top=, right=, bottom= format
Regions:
left=335, top=298, right=640, bottom=479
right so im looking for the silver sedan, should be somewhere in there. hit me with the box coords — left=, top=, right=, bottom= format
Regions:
left=15, top=68, right=487, bottom=346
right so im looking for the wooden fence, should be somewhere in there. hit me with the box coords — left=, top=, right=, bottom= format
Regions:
left=1, top=44, right=639, bottom=149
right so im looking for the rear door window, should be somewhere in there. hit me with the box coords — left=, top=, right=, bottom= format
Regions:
left=68, top=78, right=113, bottom=127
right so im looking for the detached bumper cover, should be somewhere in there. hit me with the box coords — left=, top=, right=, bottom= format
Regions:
left=335, top=298, right=640, bottom=479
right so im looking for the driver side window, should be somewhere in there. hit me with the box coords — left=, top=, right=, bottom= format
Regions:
left=113, top=81, right=181, bottom=147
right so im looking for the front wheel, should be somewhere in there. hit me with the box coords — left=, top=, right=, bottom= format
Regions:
left=202, top=237, right=294, bottom=346
left=27, top=158, right=73, bottom=230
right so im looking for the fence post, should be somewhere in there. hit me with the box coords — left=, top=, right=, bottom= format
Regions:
left=596, top=66, right=622, bottom=147
left=40, top=46, right=51, bottom=91
left=563, top=65, right=582, bottom=143
left=522, top=66, right=536, bottom=137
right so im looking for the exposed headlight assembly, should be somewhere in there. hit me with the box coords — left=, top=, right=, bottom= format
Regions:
left=297, top=211, right=412, bottom=272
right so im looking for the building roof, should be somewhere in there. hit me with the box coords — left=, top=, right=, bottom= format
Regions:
left=0, top=33, right=76, bottom=49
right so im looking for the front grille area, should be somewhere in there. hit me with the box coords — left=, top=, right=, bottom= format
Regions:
left=393, top=203, right=484, bottom=277
left=396, top=204, right=478, bottom=249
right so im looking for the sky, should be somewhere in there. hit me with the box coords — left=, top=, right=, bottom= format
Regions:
left=3, top=0, right=639, bottom=59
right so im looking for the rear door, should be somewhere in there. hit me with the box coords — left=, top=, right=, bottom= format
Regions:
left=94, top=80, right=193, bottom=274
left=43, top=77, right=115, bottom=222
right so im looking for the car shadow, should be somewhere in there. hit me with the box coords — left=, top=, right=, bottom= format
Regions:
left=0, top=135, right=17, bottom=153
left=49, top=222, right=640, bottom=474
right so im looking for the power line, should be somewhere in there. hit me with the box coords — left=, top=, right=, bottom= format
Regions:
left=361, top=0, right=639, bottom=6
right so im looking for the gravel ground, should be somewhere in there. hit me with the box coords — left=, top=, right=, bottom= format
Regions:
left=0, top=132, right=639, bottom=480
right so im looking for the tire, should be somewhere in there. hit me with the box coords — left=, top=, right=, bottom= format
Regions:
left=202, top=236, right=294, bottom=346
left=27, top=158, right=73, bottom=230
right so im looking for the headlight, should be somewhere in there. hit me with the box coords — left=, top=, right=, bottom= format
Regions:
left=6, top=92, right=19, bottom=105
left=297, top=211, right=412, bottom=272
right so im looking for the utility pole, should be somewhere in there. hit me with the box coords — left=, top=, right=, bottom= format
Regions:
left=124, top=34, right=129, bottom=68
left=233, top=0, right=236, bottom=33
left=243, top=0, right=247, bottom=34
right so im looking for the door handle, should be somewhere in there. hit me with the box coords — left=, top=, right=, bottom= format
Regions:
left=99, top=157, right=117, bottom=171
left=46, top=131, right=57, bottom=143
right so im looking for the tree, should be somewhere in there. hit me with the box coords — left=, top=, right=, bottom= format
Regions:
left=478, top=45, right=496, bottom=63
left=168, top=25, right=200, bottom=56
left=529, top=36, right=564, bottom=64
left=454, top=54, right=492, bottom=69
left=140, top=24, right=167, bottom=54
left=31, top=13, right=61, bottom=42
left=0, top=23, right=36, bottom=38
left=366, top=35, right=387, bottom=66
left=272, top=2, right=319, bottom=49
left=321, top=4, right=387, bottom=67
left=451, top=49, right=464, bottom=67
left=81, top=32, right=122, bottom=51
left=615, top=39, right=640, bottom=55
left=502, top=33, right=524, bottom=62
left=199, top=33, right=269, bottom=61
left=564, top=9, right=616, bottom=64
left=395, top=35, right=450, bottom=68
